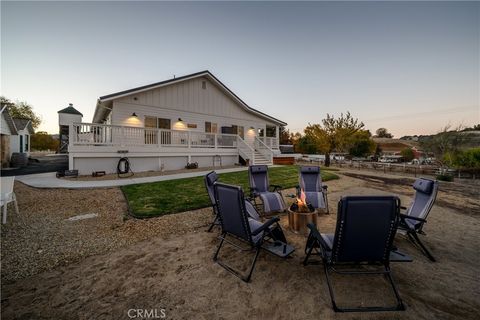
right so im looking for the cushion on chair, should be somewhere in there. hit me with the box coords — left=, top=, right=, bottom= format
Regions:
left=305, top=191, right=326, bottom=209
left=300, top=166, right=320, bottom=174
left=413, top=178, right=433, bottom=194
left=250, top=165, right=268, bottom=173
left=259, top=192, right=286, bottom=213
left=248, top=218, right=264, bottom=245
left=245, top=200, right=260, bottom=220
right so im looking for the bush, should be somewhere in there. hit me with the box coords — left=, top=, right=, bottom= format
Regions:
left=436, top=174, right=454, bottom=182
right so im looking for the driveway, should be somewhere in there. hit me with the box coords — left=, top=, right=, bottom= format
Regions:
left=0, top=154, right=68, bottom=177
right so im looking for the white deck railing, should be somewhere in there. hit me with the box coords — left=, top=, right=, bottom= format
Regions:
left=237, top=136, right=254, bottom=163
left=71, top=123, right=238, bottom=149
left=254, top=136, right=274, bottom=163
left=259, top=137, right=279, bottom=149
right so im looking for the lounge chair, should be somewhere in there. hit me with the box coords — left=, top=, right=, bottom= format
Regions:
left=213, top=182, right=294, bottom=282
left=397, top=178, right=439, bottom=262
left=297, top=166, right=329, bottom=213
left=204, top=171, right=220, bottom=232
left=304, top=196, right=410, bottom=312
left=248, top=165, right=286, bottom=214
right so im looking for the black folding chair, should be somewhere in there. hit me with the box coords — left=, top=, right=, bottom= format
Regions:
left=397, top=178, right=439, bottom=261
left=213, top=182, right=294, bottom=282
left=204, top=171, right=220, bottom=232
left=248, top=165, right=286, bottom=214
left=304, top=196, right=411, bottom=312
left=297, top=166, right=329, bottom=213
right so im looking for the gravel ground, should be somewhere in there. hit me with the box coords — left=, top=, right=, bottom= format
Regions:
left=0, top=182, right=213, bottom=283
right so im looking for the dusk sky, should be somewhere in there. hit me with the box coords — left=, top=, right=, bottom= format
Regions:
left=2, top=1, right=479, bottom=136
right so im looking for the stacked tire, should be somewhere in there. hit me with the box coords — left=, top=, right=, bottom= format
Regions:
left=10, top=152, right=28, bottom=167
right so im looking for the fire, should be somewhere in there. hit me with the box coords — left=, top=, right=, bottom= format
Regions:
left=295, top=191, right=311, bottom=213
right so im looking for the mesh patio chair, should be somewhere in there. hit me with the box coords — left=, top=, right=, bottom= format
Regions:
left=213, top=182, right=294, bottom=282
left=248, top=165, right=286, bottom=214
left=297, top=166, right=329, bottom=213
left=397, top=178, right=439, bottom=262
left=304, top=196, right=411, bottom=312
left=204, top=171, right=220, bottom=232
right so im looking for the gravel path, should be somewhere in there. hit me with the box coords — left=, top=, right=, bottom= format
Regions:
left=1, top=182, right=212, bottom=283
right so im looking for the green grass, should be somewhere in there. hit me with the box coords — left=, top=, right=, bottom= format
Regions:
left=122, top=165, right=339, bottom=218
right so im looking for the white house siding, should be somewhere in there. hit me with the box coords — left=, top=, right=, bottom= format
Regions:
left=110, top=76, right=277, bottom=146
left=10, top=129, right=30, bottom=155
left=59, top=113, right=82, bottom=126
left=70, top=151, right=239, bottom=175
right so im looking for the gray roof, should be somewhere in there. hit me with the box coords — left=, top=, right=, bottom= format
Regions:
left=0, top=106, right=18, bottom=135
left=58, top=104, right=83, bottom=116
left=12, top=118, right=35, bottom=134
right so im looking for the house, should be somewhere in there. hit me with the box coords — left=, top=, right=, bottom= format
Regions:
left=11, top=118, right=34, bottom=156
left=67, top=71, right=286, bottom=175
left=0, top=106, right=18, bottom=167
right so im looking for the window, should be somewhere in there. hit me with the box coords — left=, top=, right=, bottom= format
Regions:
left=205, top=122, right=217, bottom=133
left=266, top=125, right=276, bottom=137
left=258, top=128, right=265, bottom=137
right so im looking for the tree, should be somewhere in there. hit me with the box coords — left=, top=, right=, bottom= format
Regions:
left=375, top=128, right=393, bottom=138
left=279, top=126, right=293, bottom=145
left=304, top=112, right=364, bottom=166
left=400, top=148, right=415, bottom=162
left=348, top=130, right=376, bottom=157
left=0, top=96, right=41, bottom=129
left=31, top=132, right=59, bottom=151
left=295, top=134, right=318, bottom=154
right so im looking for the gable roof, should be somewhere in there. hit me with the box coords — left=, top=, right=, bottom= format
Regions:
left=93, top=71, right=286, bottom=126
left=12, top=118, right=35, bottom=134
left=58, top=104, right=83, bottom=116
left=0, top=106, right=18, bottom=135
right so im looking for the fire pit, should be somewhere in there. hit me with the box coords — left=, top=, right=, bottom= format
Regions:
left=288, top=192, right=318, bottom=235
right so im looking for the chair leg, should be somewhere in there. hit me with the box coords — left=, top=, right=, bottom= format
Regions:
left=411, top=232, right=436, bottom=262
left=322, top=265, right=406, bottom=312
left=207, top=215, right=218, bottom=233
left=324, top=192, right=329, bottom=214
left=213, top=234, right=261, bottom=282
left=2, top=203, right=6, bottom=224
left=13, top=193, right=19, bottom=215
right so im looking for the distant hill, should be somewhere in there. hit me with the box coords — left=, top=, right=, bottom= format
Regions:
left=373, top=138, right=419, bottom=153
left=400, top=130, right=480, bottom=150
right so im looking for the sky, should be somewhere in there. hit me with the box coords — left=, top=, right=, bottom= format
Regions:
left=1, top=1, right=479, bottom=137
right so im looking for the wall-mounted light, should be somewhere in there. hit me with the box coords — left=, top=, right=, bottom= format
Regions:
left=178, top=117, right=183, bottom=122
left=131, top=112, right=138, bottom=118
left=249, top=126, right=255, bottom=130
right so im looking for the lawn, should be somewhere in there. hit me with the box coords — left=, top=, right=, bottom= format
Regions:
left=122, top=165, right=339, bottom=217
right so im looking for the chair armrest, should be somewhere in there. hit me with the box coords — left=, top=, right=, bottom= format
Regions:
left=251, top=217, right=280, bottom=236
left=270, top=184, right=282, bottom=192
left=399, top=213, right=426, bottom=223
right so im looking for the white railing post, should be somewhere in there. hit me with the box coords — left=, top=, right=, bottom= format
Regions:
left=188, top=131, right=191, bottom=148
left=157, top=129, right=161, bottom=148
left=214, top=134, right=217, bottom=149
left=121, top=126, right=125, bottom=147
left=70, top=123, right=75, bottom=145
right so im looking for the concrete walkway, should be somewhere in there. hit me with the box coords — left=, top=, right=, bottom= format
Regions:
left=15, top=167, right=250, bottom=189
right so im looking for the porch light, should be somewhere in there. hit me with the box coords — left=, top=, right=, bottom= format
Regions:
left=249, top=126, right=255, bottom=130
left=178, top=118, right=183, bottom=122
left=131, top=112, right=138, bottom=118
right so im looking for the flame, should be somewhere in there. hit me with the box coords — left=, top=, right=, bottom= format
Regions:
left=295, top=190, right=310, bottom=213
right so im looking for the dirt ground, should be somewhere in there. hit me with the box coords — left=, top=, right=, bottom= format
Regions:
left=1, top=170, right=479, bottom=319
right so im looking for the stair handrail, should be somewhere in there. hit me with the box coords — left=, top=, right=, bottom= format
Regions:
left=237, top=136, right=254, bottom=164
left=254, top=136, right=274, bottom=164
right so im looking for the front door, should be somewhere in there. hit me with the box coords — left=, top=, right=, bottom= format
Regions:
left=19, top=135, right=24, bottom=153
